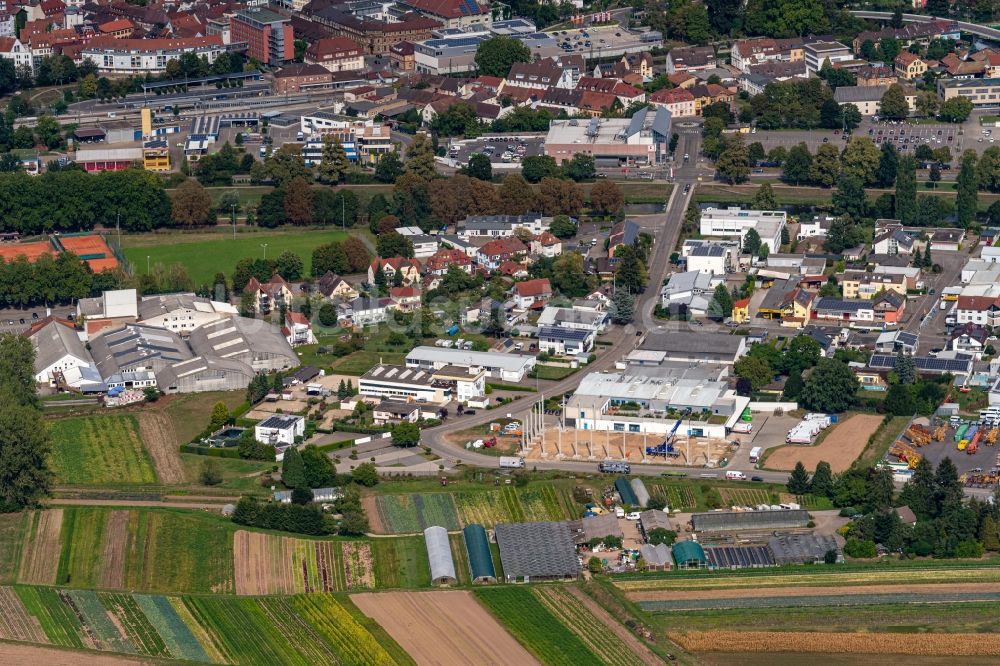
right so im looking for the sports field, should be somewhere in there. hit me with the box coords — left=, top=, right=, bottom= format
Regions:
left=121, top=228, right=349, bottom=286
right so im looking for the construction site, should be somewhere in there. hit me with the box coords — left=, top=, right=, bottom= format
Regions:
left=887, top=417, right=1000, bottom=489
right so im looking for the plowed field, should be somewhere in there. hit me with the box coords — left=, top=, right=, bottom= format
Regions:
left=18, top=510, right=63, bottom=585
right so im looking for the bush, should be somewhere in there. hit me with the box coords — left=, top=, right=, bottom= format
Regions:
left=199, top=459, right=222, bottom=485
left=954, top=540, right=985, bottom=559
left=838, top=506, right=858, bottom=517
left=588, top=557, right=604, bottom=574
left=843, top=538, right=876, bottom=558
left=180, top=443, right=242, bottom=459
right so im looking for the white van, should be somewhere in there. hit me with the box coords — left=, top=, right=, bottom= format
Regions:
left=625, top=512, right=641, bottom=521
left=725, top=471, right=747, bottom=481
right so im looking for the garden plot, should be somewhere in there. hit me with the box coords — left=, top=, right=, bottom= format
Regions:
left=18, top=509, right=63, bottom=585
left=133, top=594, right=211, bottom=663
left=14, top=586, right=89, bottom=649
left=48, top=415, right=157, bottom=485
left=452, top=486, right=567, bottom=528
left=374, top=494, right=461, bottom=534
left=645, top=482, right=697, bottom=511
left=717, top=487, right=771, bottom=507
left=234, top=531, right=344, bottom=595
left=0, top=586, right=47, bottom=643
left=0, top=511, right=27, bottom=583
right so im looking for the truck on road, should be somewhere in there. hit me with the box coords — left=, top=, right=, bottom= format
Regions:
left=499, top=456, right=525, bottom=469
left=749, top=447, right=762, bottom=464
left=599, top=461, right=631, bottom=474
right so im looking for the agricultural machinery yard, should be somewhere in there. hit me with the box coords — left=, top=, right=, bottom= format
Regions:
left=887, top=416, right=1000, bottom=488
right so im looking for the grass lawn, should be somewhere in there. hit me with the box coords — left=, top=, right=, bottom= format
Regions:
left=179, top=454, right=273, bottom=492
left=121, top=227, right=348, bottom=286
left=857, top=415, right=911, bottom=467
left=48, top=415, right=158, bottom=485
left=162, top=391, right=248, bottom=447
left=533, top=365, right=579, bottom=381
left=371, top=536, right=430, bottom=588
left=330, top=350, right=406, bottom=375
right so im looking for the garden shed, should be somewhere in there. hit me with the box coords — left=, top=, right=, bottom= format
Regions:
left=462, top=524, right=497, bottom=584
left=615, top=477, right=639, bottom=506
left=630, top=478, right=650, bottom=508
left=672, top=540, right=708, bottom=569
left=424, top=526, right=457, bottom=586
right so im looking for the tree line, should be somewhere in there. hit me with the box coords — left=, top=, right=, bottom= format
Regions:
left=0, top=334, right=51, bottom=512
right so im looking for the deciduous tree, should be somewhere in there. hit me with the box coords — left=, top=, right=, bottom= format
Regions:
left=170, top=180, right=214, bottom=226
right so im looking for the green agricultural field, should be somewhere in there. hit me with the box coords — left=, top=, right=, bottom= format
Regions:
left=48, top=415, right=157, bottom=485
left=121, top=227, right=349, bottom=286
left=50, top=508, right=234, bottom=594
left=0, top=512, right=27, bottom=583
left=375, top=494, right=461, bottom=533
left=371, top=536, right=430, bottom=589
left=475, top=587, right=601, bottom=666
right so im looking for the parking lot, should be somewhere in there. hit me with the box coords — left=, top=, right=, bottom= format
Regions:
left=863, top=120, right=960, bottom=157
left=543, top=25, right=654, bottom=59
left=749, top=120, right=970, bottom=159
left=446, top=134, right=546, bottom=169
left=0, top=305, right=73, bottom=333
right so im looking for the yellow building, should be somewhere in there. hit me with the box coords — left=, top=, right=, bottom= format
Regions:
left=732, top=297, right=750, bottom=324
left=895, top=52, right=927, bottom=80
left=841, top=271, right=907, bottom=300
left=142, top=141, right=170, bottom=172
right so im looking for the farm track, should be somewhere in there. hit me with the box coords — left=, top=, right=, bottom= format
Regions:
left=18, top=510, right=63, bottom=585
left=136, top=411, right=185, bottom=485
left=672, top=630, right=1000, bottom=656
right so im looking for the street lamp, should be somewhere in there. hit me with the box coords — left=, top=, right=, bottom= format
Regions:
left=146, top=255, right=150, bottom=273
left=231, top=203, right=237, bottom=240
left=260, top=243, right=268, bottom=260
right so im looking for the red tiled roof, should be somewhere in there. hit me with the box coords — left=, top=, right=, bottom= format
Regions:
left=513, top=278, right=551, bottom=297
left=479, top=237, right=527, bottom=257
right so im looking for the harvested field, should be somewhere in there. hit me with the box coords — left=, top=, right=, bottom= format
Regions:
left=233, top=531, right=348, bottom=595
left=136, top=411, right=185, bottom=484
left=764, top=414, right=884, bottom=473
left=0, top=586, right=48, bottom=643
left=0, top=643, right=151, bottom=665
left=362, top=494, right=384, bottom=533
left=19, top=509, right=63, bottom=585
left=353, top=590, right=538, bottom=666
left=671, top=630, right=1000, bottom=656
left=99, top=510, right=130, bottom=589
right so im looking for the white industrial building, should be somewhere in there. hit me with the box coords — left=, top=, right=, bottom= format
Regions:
left=29, top=319, right=102, bottom=391
left=405, top=346, right=536, bottom=382
left=359, top=363, right=485, bottom=405
left=699, top=206, right=786, bottom=254
left=681, top=239, right=740, bottom=275
left=137, top=293, right=238, bottom=333
left=567, top=371, right=751, bottom=441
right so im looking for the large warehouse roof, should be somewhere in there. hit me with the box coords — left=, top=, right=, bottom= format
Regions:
left=691, top=509, right=810, bottom=532
left=424, top=526, right=457, bottom=585
left=462, top=524, right=496, bottom=583
left=640, top=543, right=673, bottom=568
left=495, top=522, right=579, bottom=581
left=406, top=345, right=536, bottom=372
left=769, top=533, right=842, bottom=565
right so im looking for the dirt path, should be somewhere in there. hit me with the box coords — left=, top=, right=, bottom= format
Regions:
left=629, top=582, right=1000, bottom=602
left=136, top=411, right=186, bottom=484
left=0, top=642, right=154, bottom=665
left=352, top=591, right=539, bottom=666
left=48, top=499, right=227, bottom=510
left=361, top=495, right=385, bottom=534
left=766, top=414, right=883, bottom=473
left=565, top=587, right=661, bottom=666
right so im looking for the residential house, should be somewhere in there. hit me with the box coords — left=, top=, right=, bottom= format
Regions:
left=255, top=415, right=305, bottom=448
left=660, top=270, right=718, bottom=316
left=368, top=257, right=422, bottom=286
left=855, top=64, right=898, bottom=87
left=812, top=297, right=875, bottom=325
left=683, top=240, right=738, bottom=275
left=649, top=88, right=696, bottom=117
left=797, top=218, right=832, bottom=240
left=955, top=295, right=1000, bottom=327
left=424, top=248, right=473, bottom=275
left=477, top=237, right=529, bottom=270
left=245, top=274, right=293, bottom=315
left=537, top=306, right=609, bottom=334
left=840, top=270, right=909, bottom=299
left=608, top=220, right=640, bottom=257
left=623, top=52, right=654, bottom=79
left=895, top=52, right=927, bottom=80
left=872, top=290, right=905, bottom=325
left=758, top=278, right=814, bottom=328
left=665, top=45, right=716, bottom=74
left=688, top=83, right=734, bottom=115
left=872, top=226, right=916, bottom=255
left=316, top=271, right=359, bottom=301
left=389, top=286, right=421, bottom=312
left=803, top=41, right=852, bottom=75
left=538, top=325, right=595, bottom=356
left=305, top=37, right=364, bottom=72
left=575, top=76, right=646, bottom=107
left=458, top=214, right=551, bottom=239
left=852, top=20, right=960, bottom=56
left=731, top=36, right=808, bottom=72
left=512, top=278, right=552, bottom=309
left=949, top=323, right=990, bottom=358
left=531, top=231, right=562, bottom=258
left=338, top=296, right=391, bottom=327
left=732, top=297, right=750, bottom=324
left=504, top=59, right=572, bottom=90
left=284, top=311, right=315, bottom=346
left=373, top=400, right=421, bottom=425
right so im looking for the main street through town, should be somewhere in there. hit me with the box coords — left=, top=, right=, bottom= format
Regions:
left=419, top=125, right=801, bottom=484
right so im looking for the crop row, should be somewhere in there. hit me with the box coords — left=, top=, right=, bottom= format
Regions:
left=133, top=594, right=210, bottom=663
left=375, top=494, right=461, bottom=534
left=475, top=587, right=600, bottom=666
left=672, top=630, right=1000, bottom=656
left=615, top=566, right=1000, bottom=592
left=641, top=591, right=1000, bottom=612
left=291, top=595, right=397, bottom=666
left=533, top=587, right=637, bottom=666
left=646, top=483, right=697, bottom=510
